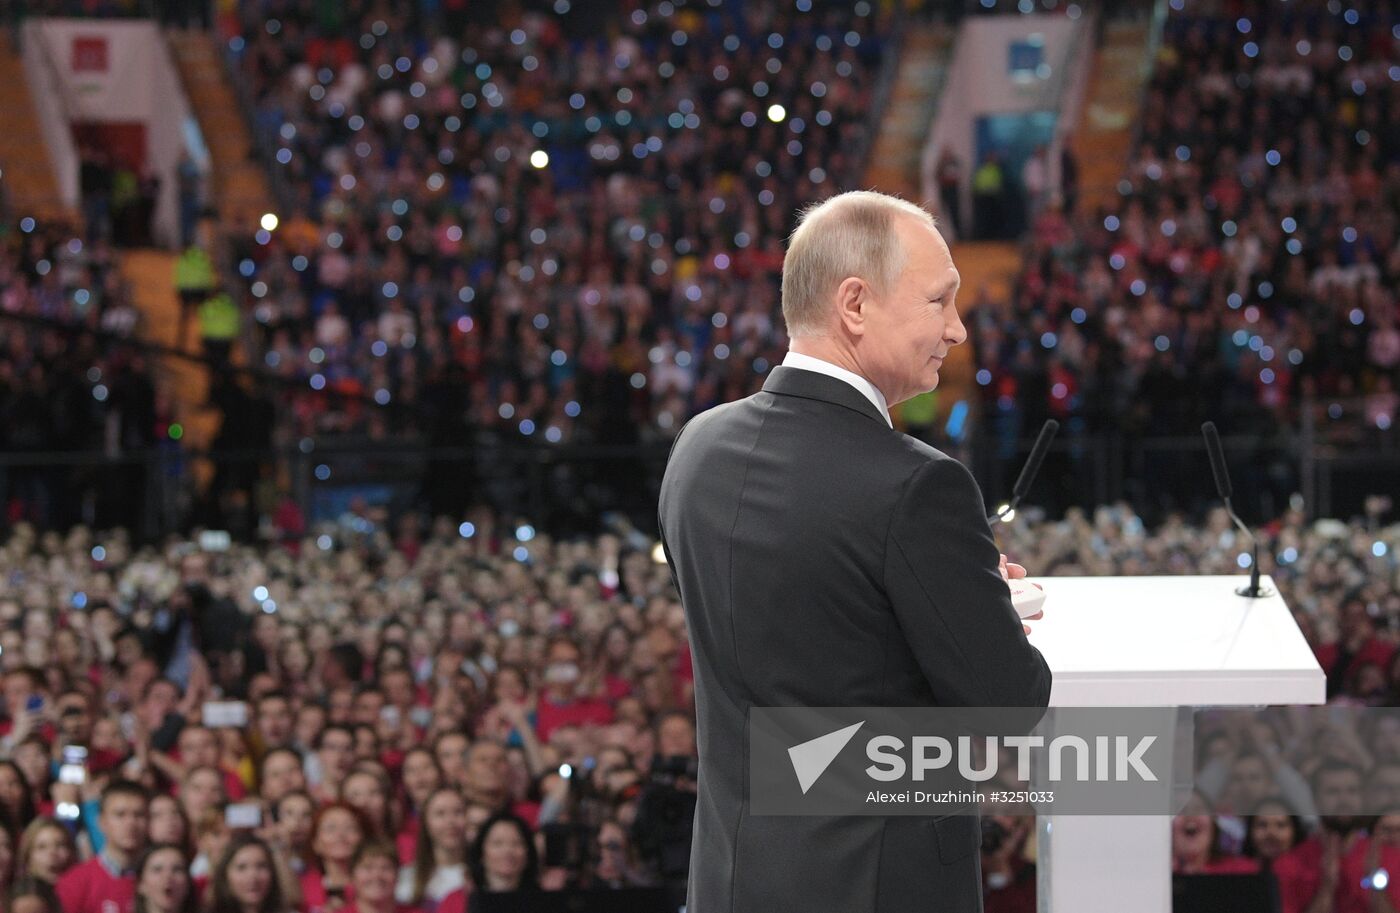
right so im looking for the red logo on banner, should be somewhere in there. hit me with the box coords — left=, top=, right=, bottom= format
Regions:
left=71, top=37, right=108, bottom=73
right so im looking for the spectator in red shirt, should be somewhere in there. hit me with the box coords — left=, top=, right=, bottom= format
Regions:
left=460, top=743, right=513, bottom=817
left=253, top=694, right=296, bottom=757
left=341, top=769, right=395, bottom=842
left=429, top=734, right=469, bottom=794
left=312, top=727, right=357, bottom=804
left=56, top=781, right=149, bottom=913
left=533, top=638, right=613, bottom=743
left=1241, top=796, right=1305, bottom=871
left=257, top=749, right=307, bottom=807
left=981, top=815, right=1035, bottom=913
left=1273, top=762, right=1370, bottom=913
left=595, top=626, right=636, bottom=703
left=178, top=767, right=228, bottom=832
left=269, top=792, right=314, bottom=877
left=1171, top=790, right=1259, bottom=875
left=395, top=750, right=442, bottom=865
left=132, top=843, right=194, bottom=913
left=208, top=835, right=287, bottom=913
left=156, top=726, right=246, bottom=803
left=300, top=804, right=366, bottom=913
left=344, top=841, right=418, bottom=913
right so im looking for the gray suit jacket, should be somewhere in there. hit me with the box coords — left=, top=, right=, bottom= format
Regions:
left=657, top=365, right=1052, bottom=913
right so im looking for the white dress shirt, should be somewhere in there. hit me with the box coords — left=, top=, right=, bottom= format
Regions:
left=780, top=350, right=893, bottom=428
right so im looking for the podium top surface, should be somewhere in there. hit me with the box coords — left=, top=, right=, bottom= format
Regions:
left=1025, top=575, right=1325, bottom=707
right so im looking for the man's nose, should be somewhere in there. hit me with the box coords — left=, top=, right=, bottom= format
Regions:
left=946, top=311, right=968, bottom=346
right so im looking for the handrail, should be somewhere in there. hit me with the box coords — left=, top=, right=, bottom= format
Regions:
left=1042, top=8, right=1099, bottom=214
left=849, top=0, right=908, bottom=189
left=1125, top=0, right=1169, bottom=167
left=0, top=309, right=415, bottom=416
left=215, top=35, right=296, bottom=217
left=30, top=23, right=78, bottom=126
left=17, top=19, right=83, bottom=216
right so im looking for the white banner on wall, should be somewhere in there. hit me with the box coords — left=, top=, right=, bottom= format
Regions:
left=25, top=18, right=206, bottom=248
left=47, top=21, right=159, bottom=120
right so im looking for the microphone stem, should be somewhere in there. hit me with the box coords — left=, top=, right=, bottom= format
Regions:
left=1225, top=496, right=1265, bottom=598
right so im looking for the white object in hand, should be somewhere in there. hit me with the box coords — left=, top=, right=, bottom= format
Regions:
left=1009, top=579, right=1046, bottom=619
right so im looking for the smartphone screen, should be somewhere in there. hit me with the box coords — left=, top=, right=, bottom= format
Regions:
left=59, top=746, right=88, bottom=785
left=225, top=803, right=262, bottom=829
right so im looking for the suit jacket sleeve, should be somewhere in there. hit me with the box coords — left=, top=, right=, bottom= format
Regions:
left=657, top=421, right=692, bottom=597
left=883, top=456, right=1052, bottom=708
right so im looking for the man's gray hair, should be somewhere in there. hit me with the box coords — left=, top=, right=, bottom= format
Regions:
left=781, top=190, right=937, bottom=338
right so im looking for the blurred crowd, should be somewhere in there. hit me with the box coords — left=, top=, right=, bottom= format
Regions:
left=223, top=0, right=890, bottom=443
left=0, top=222, right=173, bottom=533
left=0, top=494, right=1395, bottom=912
left=969, top=0, right=1400, bottom=449
left=0, top=505, right=698, bottom=913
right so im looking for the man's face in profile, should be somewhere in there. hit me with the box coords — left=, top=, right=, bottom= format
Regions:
left=857, top=217, right=964, bottom=406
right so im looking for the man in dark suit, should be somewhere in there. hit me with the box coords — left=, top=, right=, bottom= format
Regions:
left=658, top=191, right=1052, bottom=913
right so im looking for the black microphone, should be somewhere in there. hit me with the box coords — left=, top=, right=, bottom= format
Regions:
left=988, top=420, right=1058, bottom=525
left=1200, top=421, right=1272, bottom=598
left=1202, top=421, right=1232, bottom=501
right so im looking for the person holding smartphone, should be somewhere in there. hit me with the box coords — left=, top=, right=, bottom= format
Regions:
left=0, top=672, right=53, bottom=750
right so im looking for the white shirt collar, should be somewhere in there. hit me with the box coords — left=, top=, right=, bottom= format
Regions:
left=780, top=351, right=893, bottom=428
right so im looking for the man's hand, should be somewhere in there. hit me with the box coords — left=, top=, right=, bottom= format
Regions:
left=1000, top=553, right=1044, bottom=634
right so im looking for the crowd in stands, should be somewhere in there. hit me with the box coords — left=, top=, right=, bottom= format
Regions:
left=0, top=221, right=170, bottom=533
left=0, top=496, right=1394, bottom=913
left=225, top=0, right=890, bottom=442
left=968, top=0, right=1400, bottom=448
left=2, top=1, right=1399, bottom=911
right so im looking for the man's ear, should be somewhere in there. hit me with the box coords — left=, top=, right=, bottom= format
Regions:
left=834, top=277, right=869, bottom=337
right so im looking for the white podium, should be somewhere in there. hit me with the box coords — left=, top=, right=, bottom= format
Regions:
left=1026, top=575, right=1326, bottom=913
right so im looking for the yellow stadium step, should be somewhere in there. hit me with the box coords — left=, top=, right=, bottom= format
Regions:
left=1069, top=19, right=1153, bottom=214
left=863, top=22, right=955, bottom=204
left=0, top=38, right=76, bottom=225
left=118, top=249, right=222, bottom=463
left=167, top=30, right=274, bottom=234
